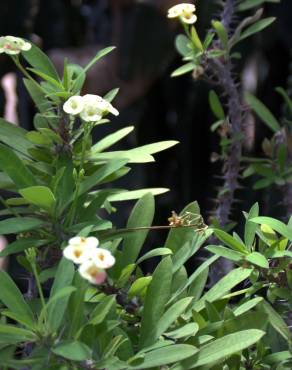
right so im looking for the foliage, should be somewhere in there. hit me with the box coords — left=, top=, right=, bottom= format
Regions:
left=0, top=2, right=290, bottom=368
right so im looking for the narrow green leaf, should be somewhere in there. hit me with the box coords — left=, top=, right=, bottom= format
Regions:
left=251, top=216, right=292, bottom=240
left=0, top=144, right=36, bottom=189
left=171, top=63, right=195, bottom=77
left=0, top=217, right=44, bottom=235
left=19, top=186, right=56, bottom=211
left=136, top=248, right=173, bottom=265
left=245, top=93, right=281, bottom=133
left=261, top=300, right=291, bottom=340
left=0, top=271, right=35, bottom=328
left=209, top=90, right=225, bottom=120
left=47, top=258, right=75, bottom=332
left=192, top=268, right=252, bottom=312
left=52, top=341, right=92, bottom=361
left=239, top=17, right=275, bottom=41
left=213, top=229, right=247, bottom=253
left=139, top=257, right=173, bottom=348
left=244, top=203, right=259, bottom=250
left=92, top=126, right=134, bottom=153
left=121, top=193, right=155, bottom=267
left=173, top=330, right=265, bottom=369
left=130, top=344, right=198, bottom=369
left=22, top=43, right=59, bottom=80
left=206, top=245, right=244, bottom=262
left=246, top=252, right=269, bottom=268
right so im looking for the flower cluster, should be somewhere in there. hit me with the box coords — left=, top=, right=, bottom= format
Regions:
left=0, top=36, right=31, bottom=55
left=167, top=3, right=197, bottom=24
left=63, top=94, right=119, bottom=122
left=63, top=236, right=115, bottom=285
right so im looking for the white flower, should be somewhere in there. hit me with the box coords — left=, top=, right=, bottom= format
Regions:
left=80, top=104, right=103, bottom=122
left=79, top=260, right=107, bottom=285
left=0, top=36, right=31, bottom=55
left=63, top=96, right=84, bottom=115
left=167, top=3, right=197, bottom=24
left=63, top=236, right=99, bottom=264
left=82, top=94, right=119, bottom=120
left=92, top=248, right=116, bottom=269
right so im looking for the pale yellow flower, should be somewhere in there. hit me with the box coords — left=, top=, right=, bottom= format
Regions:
left=79, top=260, right=107, bottom=285
left=92, top=248, right=116, bottom=269
left=0, top=36, right=31, bottom=55
left=63, top=236, right=98, bottom=264
left=167, top=3, right=197, bottom=24
left=63, top=96, right=84, bottom=115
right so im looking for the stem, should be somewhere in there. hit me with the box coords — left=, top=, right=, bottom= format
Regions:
left=66, top=125, right=91, bottom=227
left=12, top=55, right=37, bottom=85
left=31, top=261, right=47, bottom=320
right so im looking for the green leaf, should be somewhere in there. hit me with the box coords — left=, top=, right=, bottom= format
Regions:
left=0, top=324, right=36, bottom=344
left=22, top=43, right=59, bottom=80
left=89, top=295, right=116, bottom=325
left=0, top=271, right=35, bottom=329
left=27, top=68, right=64, bottom=90
left=212, top=20, right=228, bottom=48
left=276, top=87, right=292, bottom=114
left=209, top=90, right=225, bottom=120
left=156, top=297, right=193, bottom=338
left=175, top=34, right=191, bottom=56
left=52, top=341, right=92, bottom=361
left=213, top=229, right=247, bottom=253
left=245, top=93, right=281, bottom=133
left=171, top=63, right=195, bottom=77
left=244, top=203, right=259, bottom=250
left=84, top=46, right=116, bottom=73
left=192, top=268, right=252, bottom=312
left=0, top=217, right=44, bottom=235
left=107, top=188, right=169, bottom=202
left=173, top=330, right=265, bottom=369
left=168, top=255, right=218, bottom=304
left=238, top=0, right=280, bottom=11
left=136, top=248, right=173, bottom=265
left=23, top=78, right=52, bottom=114
left=0, top=238, right=47, bottom=257
left=121, top=193, right=155, bottom=267
left=261, top=300, right=291, bottom=340
left=139, top=256, right=173, bottom=349
left=47, top=258, right=75, bottom=332
left=92, top=127, right=134, bottom=153
left=26, top=131, right=52, bottom=145
left=233, top=297, right=263, bottom=316
left=129, top=344, right=198, bottom=369
left=128, top=277, right=152, bottom=298
left=246, top=252, right=269, bottom=268
left=165, top=323, right=199, bottom=339
left=0, top=144, right=36, bottom=189
left=103, top=87, right=120, bottom=102
left=251, top=216, right=292, bottom=240
left=19, top=186, right=56, bottom=212
left=79, top=159, right=128, bottom=195
left=0, top=118, right=33, bottom=155
left=206, top=245, right=244, bottom=262
left=239, top=17, right=275, bottom=41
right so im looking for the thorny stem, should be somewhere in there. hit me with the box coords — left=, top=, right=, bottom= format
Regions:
left=208, top=0, right=244, bottom=226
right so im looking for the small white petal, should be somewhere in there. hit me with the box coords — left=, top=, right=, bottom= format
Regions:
left=63, top=96, right=84, bottom=115
left=68, top=236, right=84, bottom=245
left=85, top=236, right=99, bottom=249
left=181, top=14, right=197, bottom=24
left=92, top=248, right=116, bottom=269
left=63, top=244, right=92, bottom=264
left=79, top=260, right=107, bottom=284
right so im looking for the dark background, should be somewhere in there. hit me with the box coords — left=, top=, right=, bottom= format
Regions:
left=0, top=0, right=291, bottom=232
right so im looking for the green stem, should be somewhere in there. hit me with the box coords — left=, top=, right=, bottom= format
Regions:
left=31, top=261, right=47, bottom=320
left=66, top=125, right=92, bottom=227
